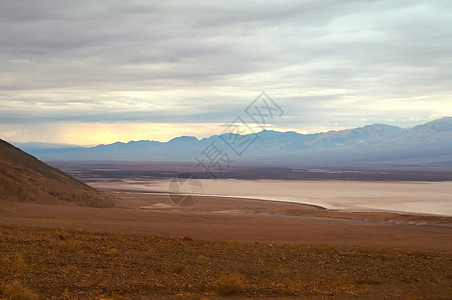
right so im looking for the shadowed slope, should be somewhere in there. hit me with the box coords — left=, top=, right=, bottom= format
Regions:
left=0, top=139, right=112, bottom=207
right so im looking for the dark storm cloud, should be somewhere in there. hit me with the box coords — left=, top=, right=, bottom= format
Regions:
left=0, top=0, right=451, bottom=130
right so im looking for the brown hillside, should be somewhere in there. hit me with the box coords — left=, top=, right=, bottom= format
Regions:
left=0, top=139, right=113, bottom=207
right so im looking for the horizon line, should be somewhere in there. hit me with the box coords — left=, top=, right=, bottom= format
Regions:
left=6, top=117, right=450, bottom=147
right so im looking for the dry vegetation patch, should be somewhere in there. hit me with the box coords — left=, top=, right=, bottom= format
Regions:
left=215, top=272, right=245, bottom=296
left=1, top=281, right=38, bottom=300
left=0, top=225, right=451, bottom=299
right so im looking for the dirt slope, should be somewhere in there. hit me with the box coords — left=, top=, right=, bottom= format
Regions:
left=0, top=139, right=112, bottom=207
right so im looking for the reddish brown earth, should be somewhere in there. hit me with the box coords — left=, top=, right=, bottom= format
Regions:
left=1, top=194, right=451, bottom=299
left=6, top=225, right=452, bottom=300
left=1, top=193, right=451, bottom=249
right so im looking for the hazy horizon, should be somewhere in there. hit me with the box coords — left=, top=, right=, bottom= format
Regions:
left=7, top=116, right=451, bottom=146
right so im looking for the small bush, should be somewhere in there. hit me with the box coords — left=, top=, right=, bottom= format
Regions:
left=4, top=229, right=16, bottom=236
left=55, top=230, right=69, bottom=240
left=10, top=255, right=26, bottom=272
left=196, top=255, right=209, bottom=265
left=56, top=240, right=79, bottom=253
left=87, top=234, right=99, bottom=242
left=1, top=281, right=38, bottom=300
left=104, top=248, right=119, bottom=257
left=145, top=247, right=156, bottom=257
left=216, top=273, right=245, bottom=296
left=171, top=263, right=185, bottom=274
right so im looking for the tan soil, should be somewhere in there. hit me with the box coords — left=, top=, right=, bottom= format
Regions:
left=0, top=224, right=451, bottom=299
left=1, top=193, right=451, bottom=299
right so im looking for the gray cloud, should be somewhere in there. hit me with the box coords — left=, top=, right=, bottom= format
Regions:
left=0, top=0, right=451, bottom=137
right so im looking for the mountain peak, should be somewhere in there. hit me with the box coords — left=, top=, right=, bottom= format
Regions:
left=168, top=136, right=199, bottom=143
left=413, top=117, right=452, bottom=131
left=362, top=123, right=401, bottom=129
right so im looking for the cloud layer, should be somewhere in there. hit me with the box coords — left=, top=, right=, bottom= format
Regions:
left=1, top=0, right=451, bottom=144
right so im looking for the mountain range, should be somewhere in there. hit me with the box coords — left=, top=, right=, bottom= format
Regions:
left=12, top=117, right=452, bottom=166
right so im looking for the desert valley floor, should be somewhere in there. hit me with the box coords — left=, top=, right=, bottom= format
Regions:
left=0, top=163, right=451, bottom=299
left=1, top=190, right=452, bottom=299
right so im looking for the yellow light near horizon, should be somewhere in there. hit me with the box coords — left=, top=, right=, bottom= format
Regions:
left=61, top=123, right=342, bottom=145
left=58, top=122, right=226, bottom=145
left=0, top=122, right=311, bottom=145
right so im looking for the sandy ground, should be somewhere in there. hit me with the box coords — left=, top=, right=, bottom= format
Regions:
left=0, top=193, right=451, bottom=250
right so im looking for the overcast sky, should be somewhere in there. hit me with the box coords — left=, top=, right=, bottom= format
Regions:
left=1, top=0, right=451, bottom=145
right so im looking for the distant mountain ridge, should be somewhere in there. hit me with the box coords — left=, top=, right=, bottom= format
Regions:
left=11, top=117, right=452, bottom=166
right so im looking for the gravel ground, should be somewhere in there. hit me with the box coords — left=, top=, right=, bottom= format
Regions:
left=1, top=225, right=451, bottom=299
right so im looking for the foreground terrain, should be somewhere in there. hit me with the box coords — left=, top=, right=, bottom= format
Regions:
left=1, top=193, right=452, bottom=299
left=1, top=225, right=451, bottom=299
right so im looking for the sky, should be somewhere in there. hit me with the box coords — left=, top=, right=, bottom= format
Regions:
left=1, top=0, right=451, bottom=145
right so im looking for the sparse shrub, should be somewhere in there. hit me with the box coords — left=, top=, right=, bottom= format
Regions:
left=196, top=255, right=209, bottom=265
left=216, top=272, right=245, bottom=296
left=87, top=234, right=99, bottom=242
left=1, top=281, right=38, bottom=300
left=145, top=247, right=156, bottom=257
left=56, top=230, right=69, bottom=240
left=4, top=229, right=16, bottom=236
left=104, top=248, right=119, bottom=257
left=171, top=263, right=185, bottom=274
left=56, top=240, right=79, bottom=253
left=10, top=255, right=26, bottom=272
